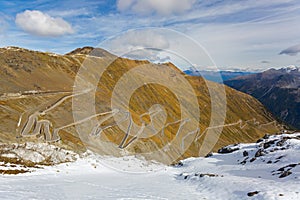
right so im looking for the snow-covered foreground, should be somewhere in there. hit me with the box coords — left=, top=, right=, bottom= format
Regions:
left=0, top=133, right=299, bottom=200
left=0, top=155, right=203, bottom=200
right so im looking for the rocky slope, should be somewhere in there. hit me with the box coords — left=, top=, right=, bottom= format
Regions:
left=176, top=132, right=300, bottom=199
left=224, top=66, right=300, bottom=129
left=0, top=46, right=281, bottom=164
left=0, top=142, right=78, bottom=174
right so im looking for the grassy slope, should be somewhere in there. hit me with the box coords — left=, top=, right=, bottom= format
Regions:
left=0, top=47, right=281, bottom=163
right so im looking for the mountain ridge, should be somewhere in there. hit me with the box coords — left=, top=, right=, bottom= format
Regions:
left=225, top=67, right=300, bottom=129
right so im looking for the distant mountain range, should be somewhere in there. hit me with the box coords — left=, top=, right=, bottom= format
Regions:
left=183, top=69, right=256, bottom=83
left=224, top=66, right=300, bottom=129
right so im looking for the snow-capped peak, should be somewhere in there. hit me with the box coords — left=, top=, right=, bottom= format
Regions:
left=280, top=65, right=300, bottom=73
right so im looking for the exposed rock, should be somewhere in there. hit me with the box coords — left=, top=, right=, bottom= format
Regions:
left=205, top=152, right=213, bottom=158
left=276, top=140, right=286, bottom=147
left=0, top=142, right=78, bottom=170
left=218, top=146, right=239, bottom=154
left=255, top=149, right=265, bottom=157
left=172, top=161, right=184, bottom=167
left=0, top=169, right=30, bottom=175
left=247, top=191, right=260, bottom=197
left=263, top=134, right=270, bottom=139
left=279, top=171, right=292, bottom=178
left=243, top=151, right=249, bottom=157
left=287, top=163, right=298, bottom=168
left=263, top=140, right=276, bottom=149
left=256, top=138, right=264, bottom=143
left=240, top=160, right=247, bottom=165
left=198, top=173, right=219, bottom=177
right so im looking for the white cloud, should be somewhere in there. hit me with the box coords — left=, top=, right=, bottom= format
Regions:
left=117, top=0, right=196, bottom=16
left=15, top=10, right=74, bottom=37
left=102, top=29, right=171, bottom=62
left=105, top=30, right=169, bottom=52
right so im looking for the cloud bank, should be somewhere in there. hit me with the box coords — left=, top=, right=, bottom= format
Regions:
left=15, top=10, right=74, bottom=37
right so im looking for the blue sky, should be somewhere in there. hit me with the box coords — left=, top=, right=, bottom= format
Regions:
left=1, top=0, right=300, bottom=69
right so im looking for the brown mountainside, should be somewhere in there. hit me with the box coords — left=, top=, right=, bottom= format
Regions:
left=0, top=46, right=281, bottom=164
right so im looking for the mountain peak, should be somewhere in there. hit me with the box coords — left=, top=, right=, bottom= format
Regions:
left=65, top=46, right=115, bottom=58
left=65, top=46, right=95, bottom=55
